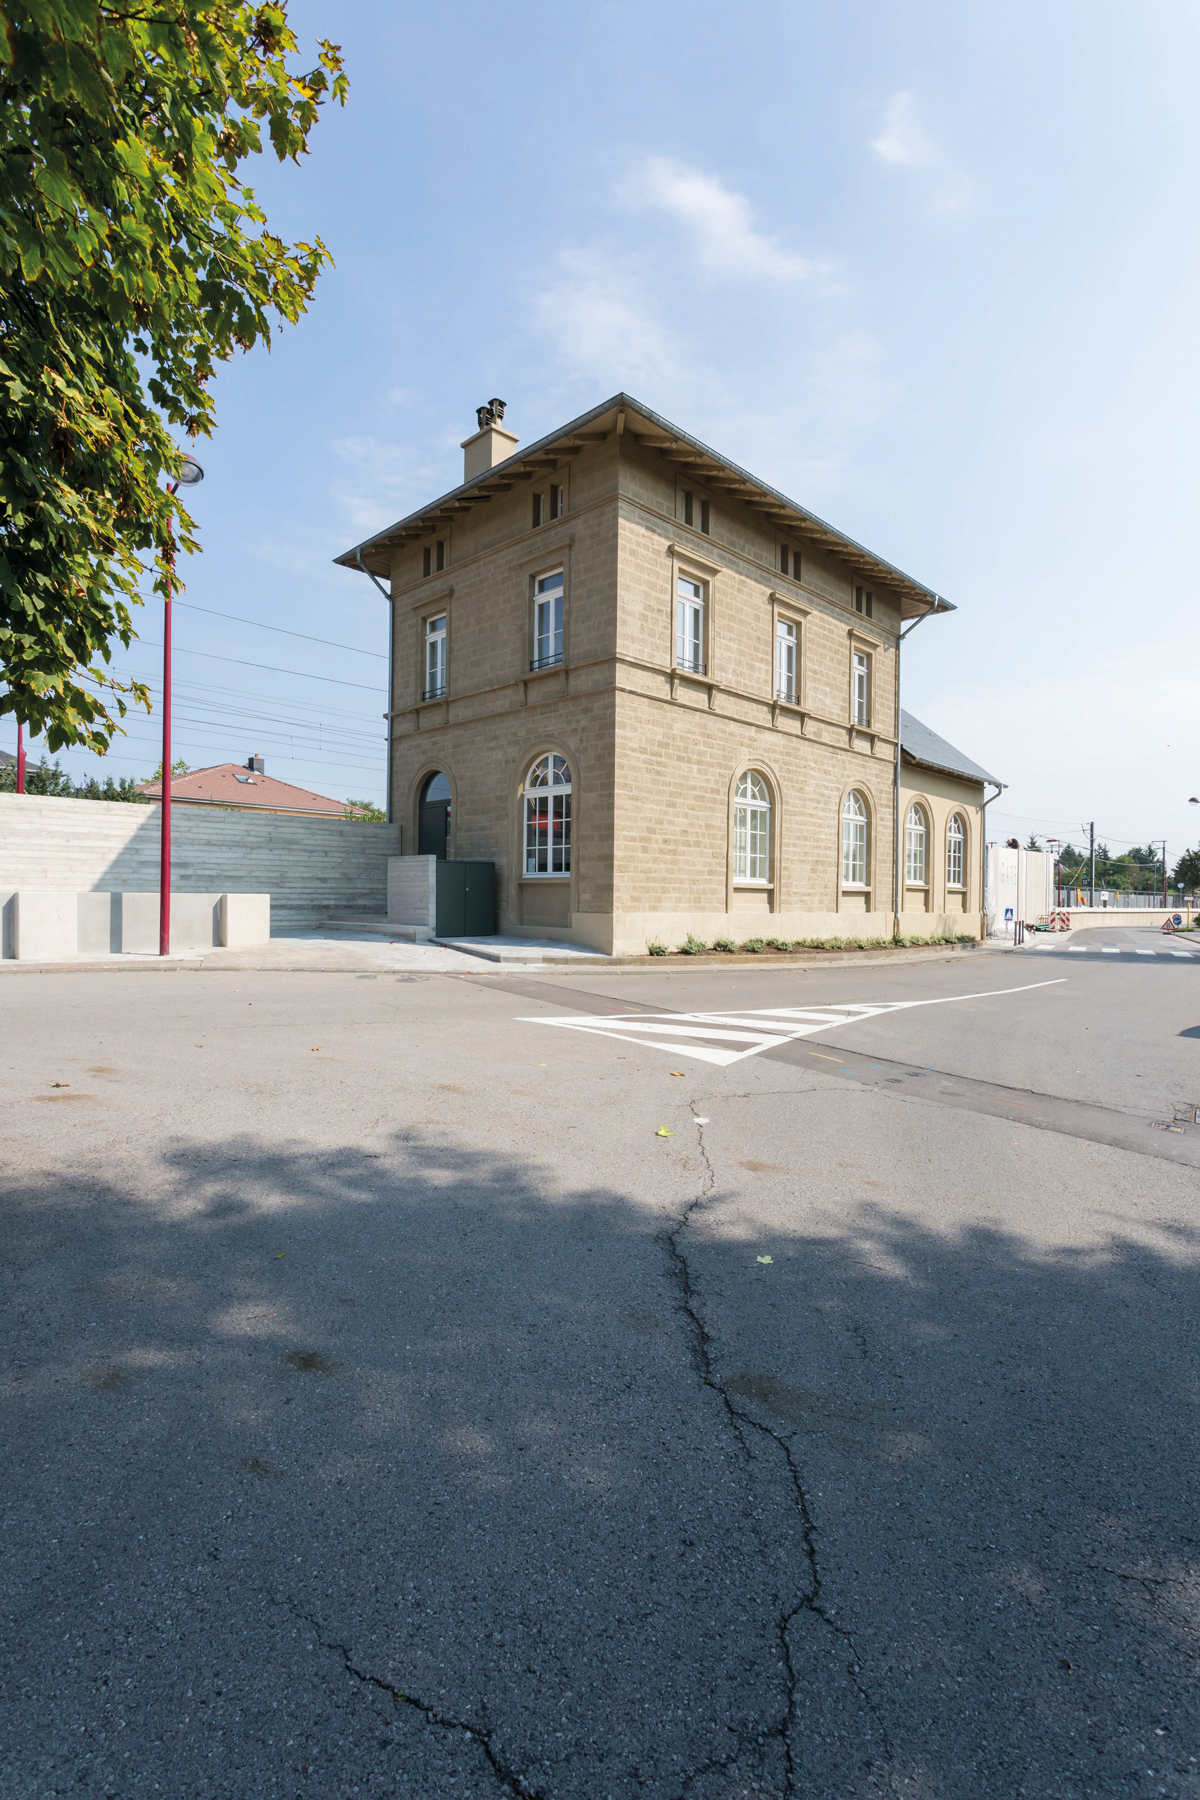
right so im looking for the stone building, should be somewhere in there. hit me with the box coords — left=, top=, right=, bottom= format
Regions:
left=337, top=394, right=997, bottom=953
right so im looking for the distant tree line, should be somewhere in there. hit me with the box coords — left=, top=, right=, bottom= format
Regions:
left=1049, top=839, right=1199, bottom=894
left=0, top=755, right=147, bottom=802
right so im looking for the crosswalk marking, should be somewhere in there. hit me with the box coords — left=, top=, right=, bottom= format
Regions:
left=519, top=979, right=1067, bottom=1068
left=1066, top=943, right=1193, bottom=957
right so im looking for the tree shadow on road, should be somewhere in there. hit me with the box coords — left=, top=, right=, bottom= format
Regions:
left=2, top=1132, right=1197, bottom=1799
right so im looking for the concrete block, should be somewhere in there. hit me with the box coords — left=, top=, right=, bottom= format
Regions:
left=119, top=893, right=221, bottom=952
left=388, top=856, right=437, bottom=928
left=12, top=890, right=77, bottom=960
left=78, top=892, right=121, bottom=955
left=219, top=893, right=270, bottom=947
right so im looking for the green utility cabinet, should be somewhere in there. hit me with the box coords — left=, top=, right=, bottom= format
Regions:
left=434, top=861, right=496, bottom=938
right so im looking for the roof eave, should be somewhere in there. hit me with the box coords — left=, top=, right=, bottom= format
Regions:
left=901, top=747, right=1004, bottom=788
left=333, top=392, right=951, bottom=617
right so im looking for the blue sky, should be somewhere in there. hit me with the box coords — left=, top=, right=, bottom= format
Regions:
left=33, top=0, right=1200, bottom=865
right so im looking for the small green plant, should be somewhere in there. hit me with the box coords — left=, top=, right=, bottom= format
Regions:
left=765, top=937, right=791, bottom=952
left=713, top=936, right=737, bottom=953
left=647, top=939, right=668, bottom=956
left=741, top=937, right=766, bottom=953
left=680, top=933, right=708, bottom=955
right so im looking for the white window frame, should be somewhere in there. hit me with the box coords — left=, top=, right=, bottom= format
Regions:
left=905, top=803, right=928, bottom=887
left=523, top=753, right=572, bottom=877
left=841, top=790, right=868, bottom=888
left=733, top=771, right=771, bottom=885
left=677, top=576, right=705, bottom=674
left=532, top=570, right=564, bottom=671
left=423, top=613, right=446, bottom=701
left=947, top=814, right=965, bottom=890
left=852, top=650, right=870, bottom=727
left=776, top=616, right=797, bottom=702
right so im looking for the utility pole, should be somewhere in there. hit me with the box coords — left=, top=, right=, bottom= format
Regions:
left=1087, top=821, right=1095, bottom=908
left=1047, top=837, right=1061, bottom=906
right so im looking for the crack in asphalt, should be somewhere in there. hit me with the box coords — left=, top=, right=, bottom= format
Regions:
left=660, top=1104, right=896, bottom=1798
left=286, top=1606, right=530, bottom=1798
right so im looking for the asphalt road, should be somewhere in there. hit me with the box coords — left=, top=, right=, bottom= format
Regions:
left=2, top=943, right=1198, bottom=1799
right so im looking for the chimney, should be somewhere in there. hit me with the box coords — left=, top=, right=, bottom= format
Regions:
left=461, top=397, right=518, bottom=482
left=246, top=753, right=265, bottom=774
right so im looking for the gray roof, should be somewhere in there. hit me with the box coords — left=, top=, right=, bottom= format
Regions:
left=335, top=393, right=954, bottom=621
left=901, top=711, right=1002, bottom=788
left=0, top=748, right=15, bottom=766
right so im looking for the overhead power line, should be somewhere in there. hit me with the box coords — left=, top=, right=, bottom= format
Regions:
left=172, top=601, right=386, bottom=659
left=93, top=640, right=386, bottom=692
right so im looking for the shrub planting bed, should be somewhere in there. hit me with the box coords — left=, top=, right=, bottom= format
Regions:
left=640, top=932, right=979, bottom=960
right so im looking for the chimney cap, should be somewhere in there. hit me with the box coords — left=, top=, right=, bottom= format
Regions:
left=246, top=753, right=265, bottom=774
left=476, top=397, right=506, bottom=431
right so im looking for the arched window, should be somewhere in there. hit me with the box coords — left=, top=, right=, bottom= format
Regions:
left=947, top=813, right=965, bottom=889
left=905, top=803, right=928, bottom=887
left=418, top=771, right=451, bottom=858
left=524, top=754, right=571, bottom=876
left=734, top=771, right=770, bottom=883
left=841, top=790, right=868, bottom=887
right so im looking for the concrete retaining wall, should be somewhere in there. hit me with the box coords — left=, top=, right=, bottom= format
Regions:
left=0, top=794, right=401, bottom=931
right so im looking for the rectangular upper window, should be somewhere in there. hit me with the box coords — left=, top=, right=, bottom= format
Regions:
left=681, top=490, right=710, bottom=535
left=532, top=570, right=564, bottom=671
left=422, top=540, right=446, bottom=578
left=676, top=576, right=705, bottom=674
left=423, top=613, right=446, bottom=701
left=532, top=484, right=565, bottom=529
left=779, top=545, right=799, bottom=578
left=854, top=585, right=873, bottom=619
left=776, top=617, right=797, bottom=703
left=852, top=650, right=870, bottom=727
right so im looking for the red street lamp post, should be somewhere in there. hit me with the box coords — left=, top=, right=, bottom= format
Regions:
left=159, top=456, right=204, bottom=956
left=16, top=720, right=26, bottom=793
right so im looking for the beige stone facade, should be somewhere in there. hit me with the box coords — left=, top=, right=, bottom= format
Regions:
left=338, top=396, right=996, bottom=953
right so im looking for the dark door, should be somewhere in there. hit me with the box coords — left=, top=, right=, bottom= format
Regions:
left=462, top=863, right=495, bottom=936
left=433, top=862, right=495, bottom=938
left=434, top=862, right=466, bottom=937
left=418, top=771, right=451, bottom=858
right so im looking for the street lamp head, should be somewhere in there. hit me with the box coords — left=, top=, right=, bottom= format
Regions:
left=175, top=456, right=205, bottom=486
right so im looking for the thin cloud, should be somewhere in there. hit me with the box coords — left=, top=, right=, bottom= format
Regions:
left=619, top=155, right=825, bottom=283
left=869, top=92, right=972, bottom=215
left=536, top=248, right=684, bottom=388
left=869, top=92, right=938, bottom=168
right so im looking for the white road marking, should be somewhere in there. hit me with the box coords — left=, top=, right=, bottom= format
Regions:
left=519, top=980, right=1067, bottom=1068
left=1100, top=947, right=1120, bottom=954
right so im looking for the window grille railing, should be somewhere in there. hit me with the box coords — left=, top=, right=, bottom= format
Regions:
left=422, top=682, right=446, bottom=702
left=676, top=657, right=707, bottom=676
left=529, top=652, right=564, bottom=672
left=776, top=685, right=797, bottom=703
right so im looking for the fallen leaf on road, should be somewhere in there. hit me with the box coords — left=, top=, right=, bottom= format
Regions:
left=670, top=1072, right=685, bottom=1077
left=655, top=1127, right=674, bottom=1137
left=51, top=1082, right=69, bottom=1088
left=275, top=1252, right=285, bottom=1259
left=756, top=1255, right=774, bottom=1265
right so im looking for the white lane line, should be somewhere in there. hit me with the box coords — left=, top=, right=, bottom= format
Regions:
left=1068, top=946, right=1089, bottom=953
left=1135, top=949, right=1155, bottom=956
left=1168, top=950, right=1194, bottom=959
left=1100, top=947, right=1120, bottom=954
left=518, top=979, right=1067, bottom=1068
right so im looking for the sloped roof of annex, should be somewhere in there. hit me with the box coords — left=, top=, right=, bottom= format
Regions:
left=334, top=393, right=955, bottom=623
left=900, top=711, right=1002, bottom=788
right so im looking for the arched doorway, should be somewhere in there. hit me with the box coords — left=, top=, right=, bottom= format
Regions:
left=418, top=772, right=451, bottom=858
